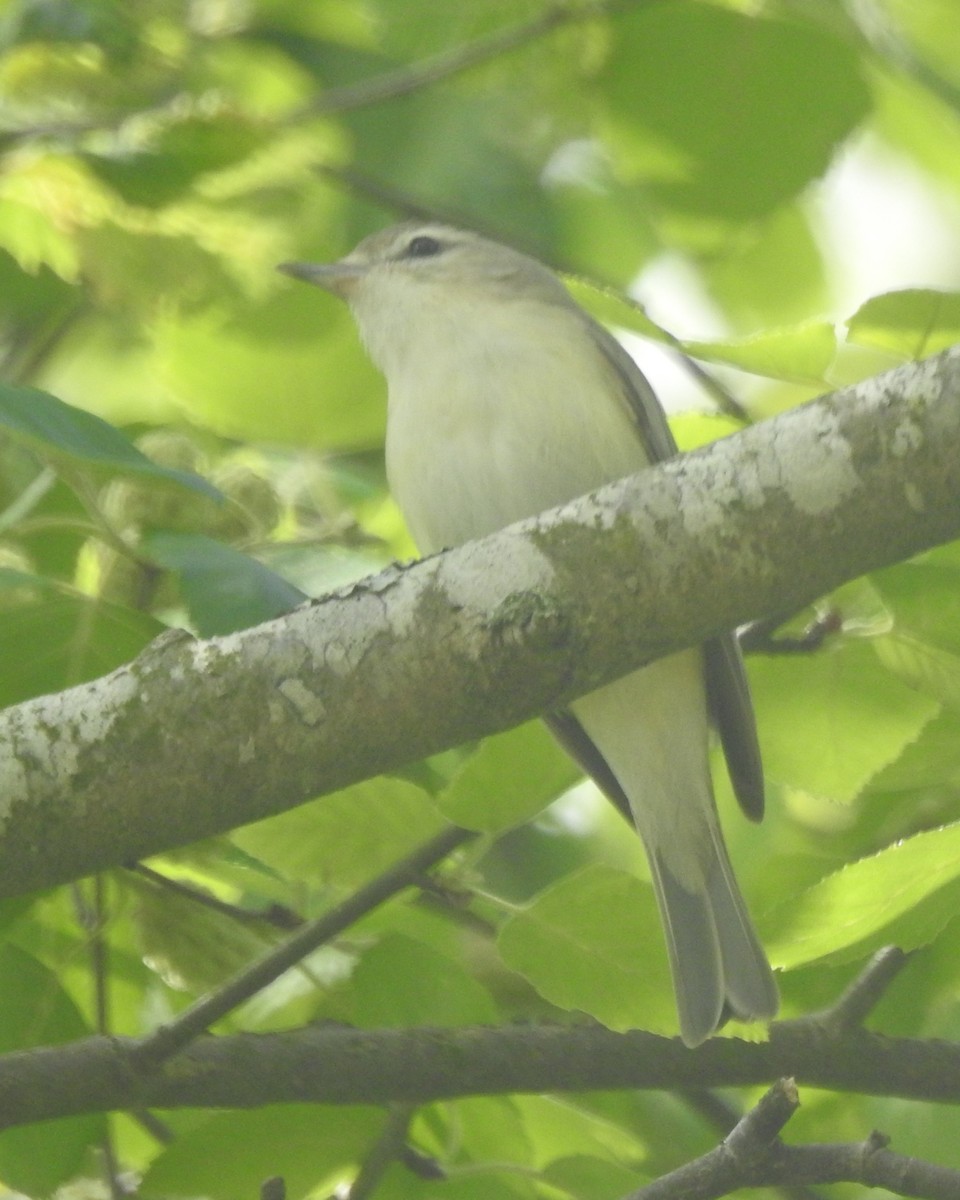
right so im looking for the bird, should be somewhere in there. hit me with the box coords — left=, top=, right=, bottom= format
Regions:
left=279, top=222, right=779, bottom=1045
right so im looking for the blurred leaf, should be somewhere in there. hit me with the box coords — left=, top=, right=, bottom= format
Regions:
left=498, top=865, right=675, bottom=1035
left=340, top=84, right=561, bottom=254
left=846, top=288, right=960, bottom=358
left=351, top=933, right=499, bottom=1026
left=767, top=822, right=960, bottom=969
left=142, top=530, right=305, bottom=636
left=140, top=1105, right=383, bottom=1200
left=684, top=321, right=837, bottom=384
left=546, top=172, right=657, bottom=289
left=437, top=721, right=581, bottom=833
left=231, top=776, right=445, bottom=888
left=0, top=945, right=104, bottom=1195
left=748, top=640, right=940, bottom=803
left=0, top=384, right=222, bottom=498
left=873, top=556, right=960, bottom=655
left=0, top=576, right=162, bottom=704
left=597, top=4, right=870, bottom=222
left=542, top=1155, right=646, bottom=1200
left=866, top=709, right=960, bottom=795
left=872, top=69, right=960, bottom=198
left=87, top=113, right=270, bottom=208
left=153, top=290, right=387, bottom=449
left=670, top=411, right=744, bottom=452
left=2, top=0, right=140, bottom=59
left=0, top=193, right=81, bottom=281
left=373, top=1162, right=534, bottom=1200
left=130, top=872, right=276, bottom=993
left=514, top=1093, right=648, bottom=1169
left=874, top=632, right=960, bottom=709
left=431, top=1095, right=535, bottom=1174
left=702, top=204, right=828, bottom=330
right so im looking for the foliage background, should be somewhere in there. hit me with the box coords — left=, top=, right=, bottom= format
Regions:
left=1, top=0, right=960, bottom=1196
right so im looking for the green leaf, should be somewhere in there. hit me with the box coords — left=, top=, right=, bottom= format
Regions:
left=87, top=113, right=269, bottom=208
left=0, top=194, right=81, bottom=281
left=596, top=4, right=870, bottom=221
left=142, top=530, right=305, bottom=636
left=437, top=721, right=581, bottom=832
left=514, top=1094, right=649, bottom=1169
left=846, top=289, right=960, bottom=358
left=872, top=556, right=960, bottom=656
left=152, top=289, right=387, bottom=449
left=766, top=823, right=960, bottom=969
left=350, top=933, right=499, bottom=1027
left=564, top=277, right=667, bottom=343
left=542, top=1155, right=646, bottom=1200
left=498, top=864, right=674, bottom=1035
left=873, top=70, right=960, bottom=200
left=231, top=777, right=445, bottom=889
left=0, top=384, right=221, bottom=498
left=873, top=632, right=960, bottom=710
left=684, top=321, right=837, bottom=385
left=129, top=872, right=277, bottom=994
left=0, top=945, right=104, bottom=1195
left=140, top=1106, right=383, bottom=1200
left=0, top=577, right=163, bottom=705
left=748, top=641, right=940, bottom=803
left=374, top=1169, right=534, bottom=1200
left=433, top=1096, right=535, bottom=1173
left=702, top=204, right=828, bottom=330
left=670, top=412, right=744, bottom=452
left=866, top=709, right=960, bottom=795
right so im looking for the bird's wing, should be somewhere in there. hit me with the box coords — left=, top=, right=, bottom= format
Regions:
left=545, top=710, right=632, bottom=824
left=557, top=312, right=765, bottom=822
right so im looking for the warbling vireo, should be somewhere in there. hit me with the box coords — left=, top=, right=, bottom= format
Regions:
left=279, top=223, right=778, bottom=1046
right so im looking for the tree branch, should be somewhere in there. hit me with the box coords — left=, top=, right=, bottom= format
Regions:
left=130, top=825, right=474, bottom=1070
left=630, top=1079, right=960, bottom=1200
left=7, top=1015, right=960, bottom=1131
left=0, top=350, right=958, bottom=898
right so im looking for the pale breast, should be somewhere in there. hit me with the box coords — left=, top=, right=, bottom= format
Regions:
left=383, top=300, right=651, bottom=554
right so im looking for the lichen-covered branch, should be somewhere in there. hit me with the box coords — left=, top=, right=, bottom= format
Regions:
left=0, top=349, right=958, bottom=898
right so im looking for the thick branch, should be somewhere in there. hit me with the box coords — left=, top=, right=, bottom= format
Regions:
left=4, top=1019, right=960, bottom=1130
left=0, top=350, right=958, bottom=897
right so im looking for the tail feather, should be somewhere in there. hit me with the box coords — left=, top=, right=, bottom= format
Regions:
left=652, top=835, right=778, bottom=1047
left=706, top=829, right=779, bottom=1023
left=650, top=853, right=725, bottom=1047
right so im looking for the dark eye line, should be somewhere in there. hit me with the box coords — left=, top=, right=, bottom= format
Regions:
left=403, top=234, right=444, bottom=259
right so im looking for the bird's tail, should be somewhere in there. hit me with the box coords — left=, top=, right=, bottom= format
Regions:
left=649, top=822, right=778, bottom=1046
left=569, top=652, right=778, bottom=1047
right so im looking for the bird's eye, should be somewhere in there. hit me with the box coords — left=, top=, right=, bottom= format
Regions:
left=405, top=235, right=443, bottom=258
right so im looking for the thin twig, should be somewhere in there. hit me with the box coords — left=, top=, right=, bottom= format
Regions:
left=739, top=610, right=843, bottom=655
left=816, top=946, right=911, bottom=1033
left=852, top=0, right=960, bottom=120
left=680, top=1089, right=827, bottom=1200
left=131, top=863, right=304, bottom=931
left=130, top=824, right=475, bottom=1070
left=630, top=1078, right=960, bottom=1199
left=3, top=296, right=88, bottom=387
left=346, top=1105, right=417, bottom=1200
left=131, top=1109, right=174, bottom=1145
left=290, top=0, right=643, bottom=120
left=74, top=879, right=127, bottom=1200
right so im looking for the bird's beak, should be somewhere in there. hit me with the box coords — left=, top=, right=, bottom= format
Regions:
left=277, top=259, right=366, bottom=298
